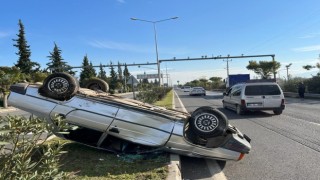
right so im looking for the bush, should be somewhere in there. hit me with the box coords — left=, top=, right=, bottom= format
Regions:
left=281, top=77, right=306, bottom=93
left=137, top=84, right=172, bottom=104
left=306, top=76, right=320, bottom=93
left=0, top=115, right=71, bottom=179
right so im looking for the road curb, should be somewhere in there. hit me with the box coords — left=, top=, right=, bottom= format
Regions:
left=0, top=107, right=19, bottom=113
left=166, top=154, right=182, bottom=180
left=166, top=90, right=182, bottom=180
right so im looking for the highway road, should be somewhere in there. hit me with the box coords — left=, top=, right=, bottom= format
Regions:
left=175, top=89, right=320, bottom=180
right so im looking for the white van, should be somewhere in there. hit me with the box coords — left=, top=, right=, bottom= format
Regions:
left=222, top=80, right=285, bottom=115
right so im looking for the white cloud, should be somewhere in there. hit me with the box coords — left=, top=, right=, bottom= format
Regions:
left=292, top=45, right=320, bottom=52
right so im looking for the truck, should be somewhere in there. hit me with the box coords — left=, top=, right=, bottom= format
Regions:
left=226, top=74, right=250, bottom=88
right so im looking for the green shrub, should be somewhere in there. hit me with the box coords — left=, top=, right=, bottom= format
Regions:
left=0, top=115, right=71, bottom=179
left=137, top=84, right=172, bottom=104
left=306, top=76, right=320, bottom=93
left=281, top=77, right=306, bottom=93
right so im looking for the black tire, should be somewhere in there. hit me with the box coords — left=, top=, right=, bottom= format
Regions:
left=84, top=78, right=109, bottom=92
left=39, top=72, right=79, bottom=101
left=189, top=107, right=228, bottom=138
left=184, top=123, right=207, bottom=146
left=273, top=109, right=283, bottom=115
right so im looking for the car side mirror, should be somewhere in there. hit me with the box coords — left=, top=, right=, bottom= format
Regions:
left=223, top=92, right=227, bottom=96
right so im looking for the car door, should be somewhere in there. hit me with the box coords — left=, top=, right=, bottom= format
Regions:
left=223, top=87, right=233, bottom=108
left=50, top=97, right=119, bottom=132
left=261, top=84, right=282, bottom=108
left=107, top=108, right=175, bottom=147
left=244, top=85, right=265, bottom=109
left=230, top=88, right=242, bottom=109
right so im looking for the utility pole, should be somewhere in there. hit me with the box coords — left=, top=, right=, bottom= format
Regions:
left=285, top=63, right=292, bottom=80
left=166, top=64, right=169, bottom=87
left=223, top=57, right=232, bottom=77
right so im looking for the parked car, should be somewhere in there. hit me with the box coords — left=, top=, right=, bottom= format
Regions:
left=189, top=87, right=206, bottom=96
left=183, top=86, right=192, bottom=92
left=8, top=73, right=251, bottom=161
left=222, top=80, right=285, bottom=115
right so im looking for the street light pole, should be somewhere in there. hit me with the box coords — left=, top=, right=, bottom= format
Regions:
left=131, top=17, right=178, bottom=86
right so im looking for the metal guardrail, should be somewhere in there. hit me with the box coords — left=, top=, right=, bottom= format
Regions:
left=283, top=92, right=320, bottom=99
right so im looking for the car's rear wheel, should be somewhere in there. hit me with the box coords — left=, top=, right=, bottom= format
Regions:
left=273, top=109, right=283, bottom=115
left=189, top=107, right=228, bottom=138
left=39, top=72, right=79, bottom=100
left=84, top=78, right=109, bottom=92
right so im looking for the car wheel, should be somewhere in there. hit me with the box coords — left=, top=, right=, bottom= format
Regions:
left=84, top=78, right=109, bottom=92
left=185, top=124, right=207, bottom=146
left=39, top=72, right=79, bottom=101
left=236, top=105, right=244, bottom=115
left=273, top=109, right=283, bottom=115
left=189, top=107, right=228, bottom=138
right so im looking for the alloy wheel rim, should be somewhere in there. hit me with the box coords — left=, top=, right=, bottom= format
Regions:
left=194, top=113, right=219, bottom=132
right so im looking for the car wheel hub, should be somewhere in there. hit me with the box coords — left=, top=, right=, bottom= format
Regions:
left=48, top=77, right=69, bottom=94
left=194, top=113, right=219, bottom=132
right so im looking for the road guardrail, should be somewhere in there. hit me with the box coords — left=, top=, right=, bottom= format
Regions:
left=284, top=92, right=320, bottom=99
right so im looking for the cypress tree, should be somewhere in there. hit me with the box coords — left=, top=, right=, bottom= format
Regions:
left=123, top=63, right=130, bottom=81
left=109, top=62, right=117, bottom=91
left=46, top=42, right=74, bottom=75
left=13, top=19, right=40, bottom=74
left=80, top=55, right=96, bottom=85
left=117, top=62, right=123, bottom=81
left=98, top=63, right=107, bottom=81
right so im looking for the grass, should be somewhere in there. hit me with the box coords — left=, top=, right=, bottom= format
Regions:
left=154, top=90, right=173, bottom=109
left=47, top=138, right=169, bottom=180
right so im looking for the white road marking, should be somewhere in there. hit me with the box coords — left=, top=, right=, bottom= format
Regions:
left=174, top=91, right=188, bottom=113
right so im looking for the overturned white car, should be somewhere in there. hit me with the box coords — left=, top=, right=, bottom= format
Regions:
left=8, top=73, right=251, bottom=161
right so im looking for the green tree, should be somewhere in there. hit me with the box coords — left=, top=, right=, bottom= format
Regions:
left=122, top=63, right=130, bottom=92
left=199, top=78, right=208, bottom=89
left=303, top=62, right=320, bottom=76
left=246, top=60, right=281, bottom=79
left=13, top=19, right=40, bottom=74
left=46, top=43, right=74, bottom=75
left=117, top=62, right=123, bottom=81
left=98, top=63, right=108, bottom=81
left=209, top=76, right=223, bottom=89
left=79, top=55, right=96, bottom=85
left=109, top=62, right=117, bottom=93
left=0, top=67, right=26, bottom=108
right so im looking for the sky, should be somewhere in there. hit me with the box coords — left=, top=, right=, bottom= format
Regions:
left=1, top=0, right=320, bottom=85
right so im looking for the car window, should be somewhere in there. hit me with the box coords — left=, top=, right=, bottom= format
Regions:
left=232, top=90, right=241, bottom=96
left=245, top=85, right=281, bottom=95
left=226, top=88, right=232, bottom=95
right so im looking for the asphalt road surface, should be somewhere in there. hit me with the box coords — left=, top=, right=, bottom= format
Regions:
left=175, top=89, right=320, bottom=180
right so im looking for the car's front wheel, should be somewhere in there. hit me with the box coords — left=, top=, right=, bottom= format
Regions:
left=189, top=107, right=228, bottom=138
left=39, top=72, right=79, bottom=100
